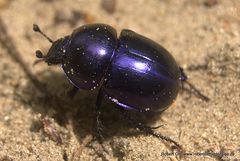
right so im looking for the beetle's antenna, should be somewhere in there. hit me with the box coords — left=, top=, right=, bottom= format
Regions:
left=180, top=67, right=209, bottom=102
left=33, top=24, right=54, bottom=43
left=35, top=50, right=45, bottom=58
left=33, top=50, right=46, bottom=65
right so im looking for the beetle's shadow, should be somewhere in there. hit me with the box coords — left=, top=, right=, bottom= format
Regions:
left=23, top=70, right=162, bottom=146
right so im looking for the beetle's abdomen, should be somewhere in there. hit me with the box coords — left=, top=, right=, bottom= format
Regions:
left=62, top=24, right=118, bottom=89
left=104, top=30, right=181, bottom=112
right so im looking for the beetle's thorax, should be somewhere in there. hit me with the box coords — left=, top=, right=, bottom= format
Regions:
left=61, top=24, right=118, bottom=90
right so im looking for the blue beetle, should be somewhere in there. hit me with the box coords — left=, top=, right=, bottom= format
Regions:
left=33, top=23, right=209, bottom=148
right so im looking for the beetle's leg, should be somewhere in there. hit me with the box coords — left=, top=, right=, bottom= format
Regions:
left=179, top=67, right=209, bottom=101
left=67, top=86, right=79, bottom=99
left=94, top=87, right=105, bottom=143
left=119, top=107, right=182, bottom=150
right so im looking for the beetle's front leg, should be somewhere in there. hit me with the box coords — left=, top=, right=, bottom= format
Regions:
left=94, top=87, right=105, bottom=143
left=67, top=86, right=79, bottom=99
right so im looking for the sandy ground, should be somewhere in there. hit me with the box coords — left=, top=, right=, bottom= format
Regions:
left=0, top=0, right=239, bottom=160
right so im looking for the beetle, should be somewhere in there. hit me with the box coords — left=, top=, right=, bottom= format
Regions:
left=33, top=23, right=209, bottom=149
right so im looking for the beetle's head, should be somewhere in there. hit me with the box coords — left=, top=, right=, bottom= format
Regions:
left=33, top=24, right=70, bottom=65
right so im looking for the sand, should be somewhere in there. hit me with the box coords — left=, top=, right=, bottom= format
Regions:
left=0, top=0, right=239, bottom=160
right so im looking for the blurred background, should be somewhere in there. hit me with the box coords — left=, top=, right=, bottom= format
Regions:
left=0, top=0, right=239, bottom=160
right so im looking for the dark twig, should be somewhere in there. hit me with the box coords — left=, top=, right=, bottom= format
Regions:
left=0, top=17, right=45, bottom=93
